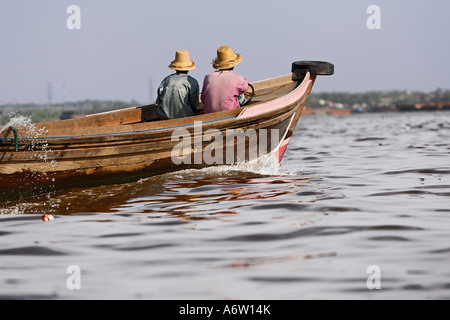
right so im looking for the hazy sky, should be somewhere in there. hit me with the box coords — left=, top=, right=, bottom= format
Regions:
left=0, top=0, right=449, bottom=104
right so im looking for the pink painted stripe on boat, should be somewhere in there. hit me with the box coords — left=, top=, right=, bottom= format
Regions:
left=276, top=137, right=291, bottom=163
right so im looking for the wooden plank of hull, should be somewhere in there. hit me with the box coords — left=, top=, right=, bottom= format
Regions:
left=0, top=72, right=316, bottom=198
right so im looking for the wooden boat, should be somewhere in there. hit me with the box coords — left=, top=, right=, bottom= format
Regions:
left=0, top=61, right=333, bottom=200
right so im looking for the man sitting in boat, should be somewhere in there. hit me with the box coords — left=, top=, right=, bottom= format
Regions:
left=201, top=46, right=249, bottom=114
left=156, top=50, right=200, bottom=120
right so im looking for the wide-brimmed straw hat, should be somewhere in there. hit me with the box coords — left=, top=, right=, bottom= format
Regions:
left=169, top=50, right=196, bottom=71
left=212, top=46, right=242, bottom=70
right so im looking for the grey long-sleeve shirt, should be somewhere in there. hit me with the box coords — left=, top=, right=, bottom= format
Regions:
left=156, top=73, right=199, bottom=120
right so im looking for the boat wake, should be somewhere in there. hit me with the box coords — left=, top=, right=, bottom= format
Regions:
left=167, top=152, right=285, bottom=179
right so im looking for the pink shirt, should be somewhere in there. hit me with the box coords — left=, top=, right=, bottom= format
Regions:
left=201, top=71, right=249, bottom=114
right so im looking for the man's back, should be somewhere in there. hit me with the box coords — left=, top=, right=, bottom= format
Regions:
left=201, top=70, right=249, bottom=114
left=157, top=73, right=199, bottom=120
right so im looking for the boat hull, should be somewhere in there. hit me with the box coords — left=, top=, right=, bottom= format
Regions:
left=0, top=69, right=321, bottom=201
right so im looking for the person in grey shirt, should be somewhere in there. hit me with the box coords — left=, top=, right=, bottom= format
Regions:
left=157, top=50, right=200, bottom=120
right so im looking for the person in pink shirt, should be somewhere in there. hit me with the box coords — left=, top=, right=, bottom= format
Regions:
left=201, top=46, right=249, bottom=114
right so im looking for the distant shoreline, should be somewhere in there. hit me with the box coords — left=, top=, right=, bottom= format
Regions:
left=1, top=88, right=449, bottom=124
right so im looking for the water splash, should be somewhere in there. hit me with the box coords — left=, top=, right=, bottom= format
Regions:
left=169, top=152, right=284, bottom=179
left=2, top=114, right=55, bottom=168
left=0, top=114, right=58, bottom=213
left=1, top=114, right=44, bottom=136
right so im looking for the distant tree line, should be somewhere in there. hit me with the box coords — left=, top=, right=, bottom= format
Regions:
left=308, top=89, right=450, bottom=109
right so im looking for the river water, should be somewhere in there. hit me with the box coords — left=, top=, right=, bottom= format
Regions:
left=0, top=111, right=449, bottom=300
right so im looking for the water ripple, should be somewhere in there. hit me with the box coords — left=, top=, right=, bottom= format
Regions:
left=0, top=246, right=67, bottom=256
left=222, top=225, right=423, bottom=242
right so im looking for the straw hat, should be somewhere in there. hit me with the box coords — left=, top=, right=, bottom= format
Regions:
left=169, top=50, right=196, bottom=71
left=212, top=46, right=242, bottom=70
